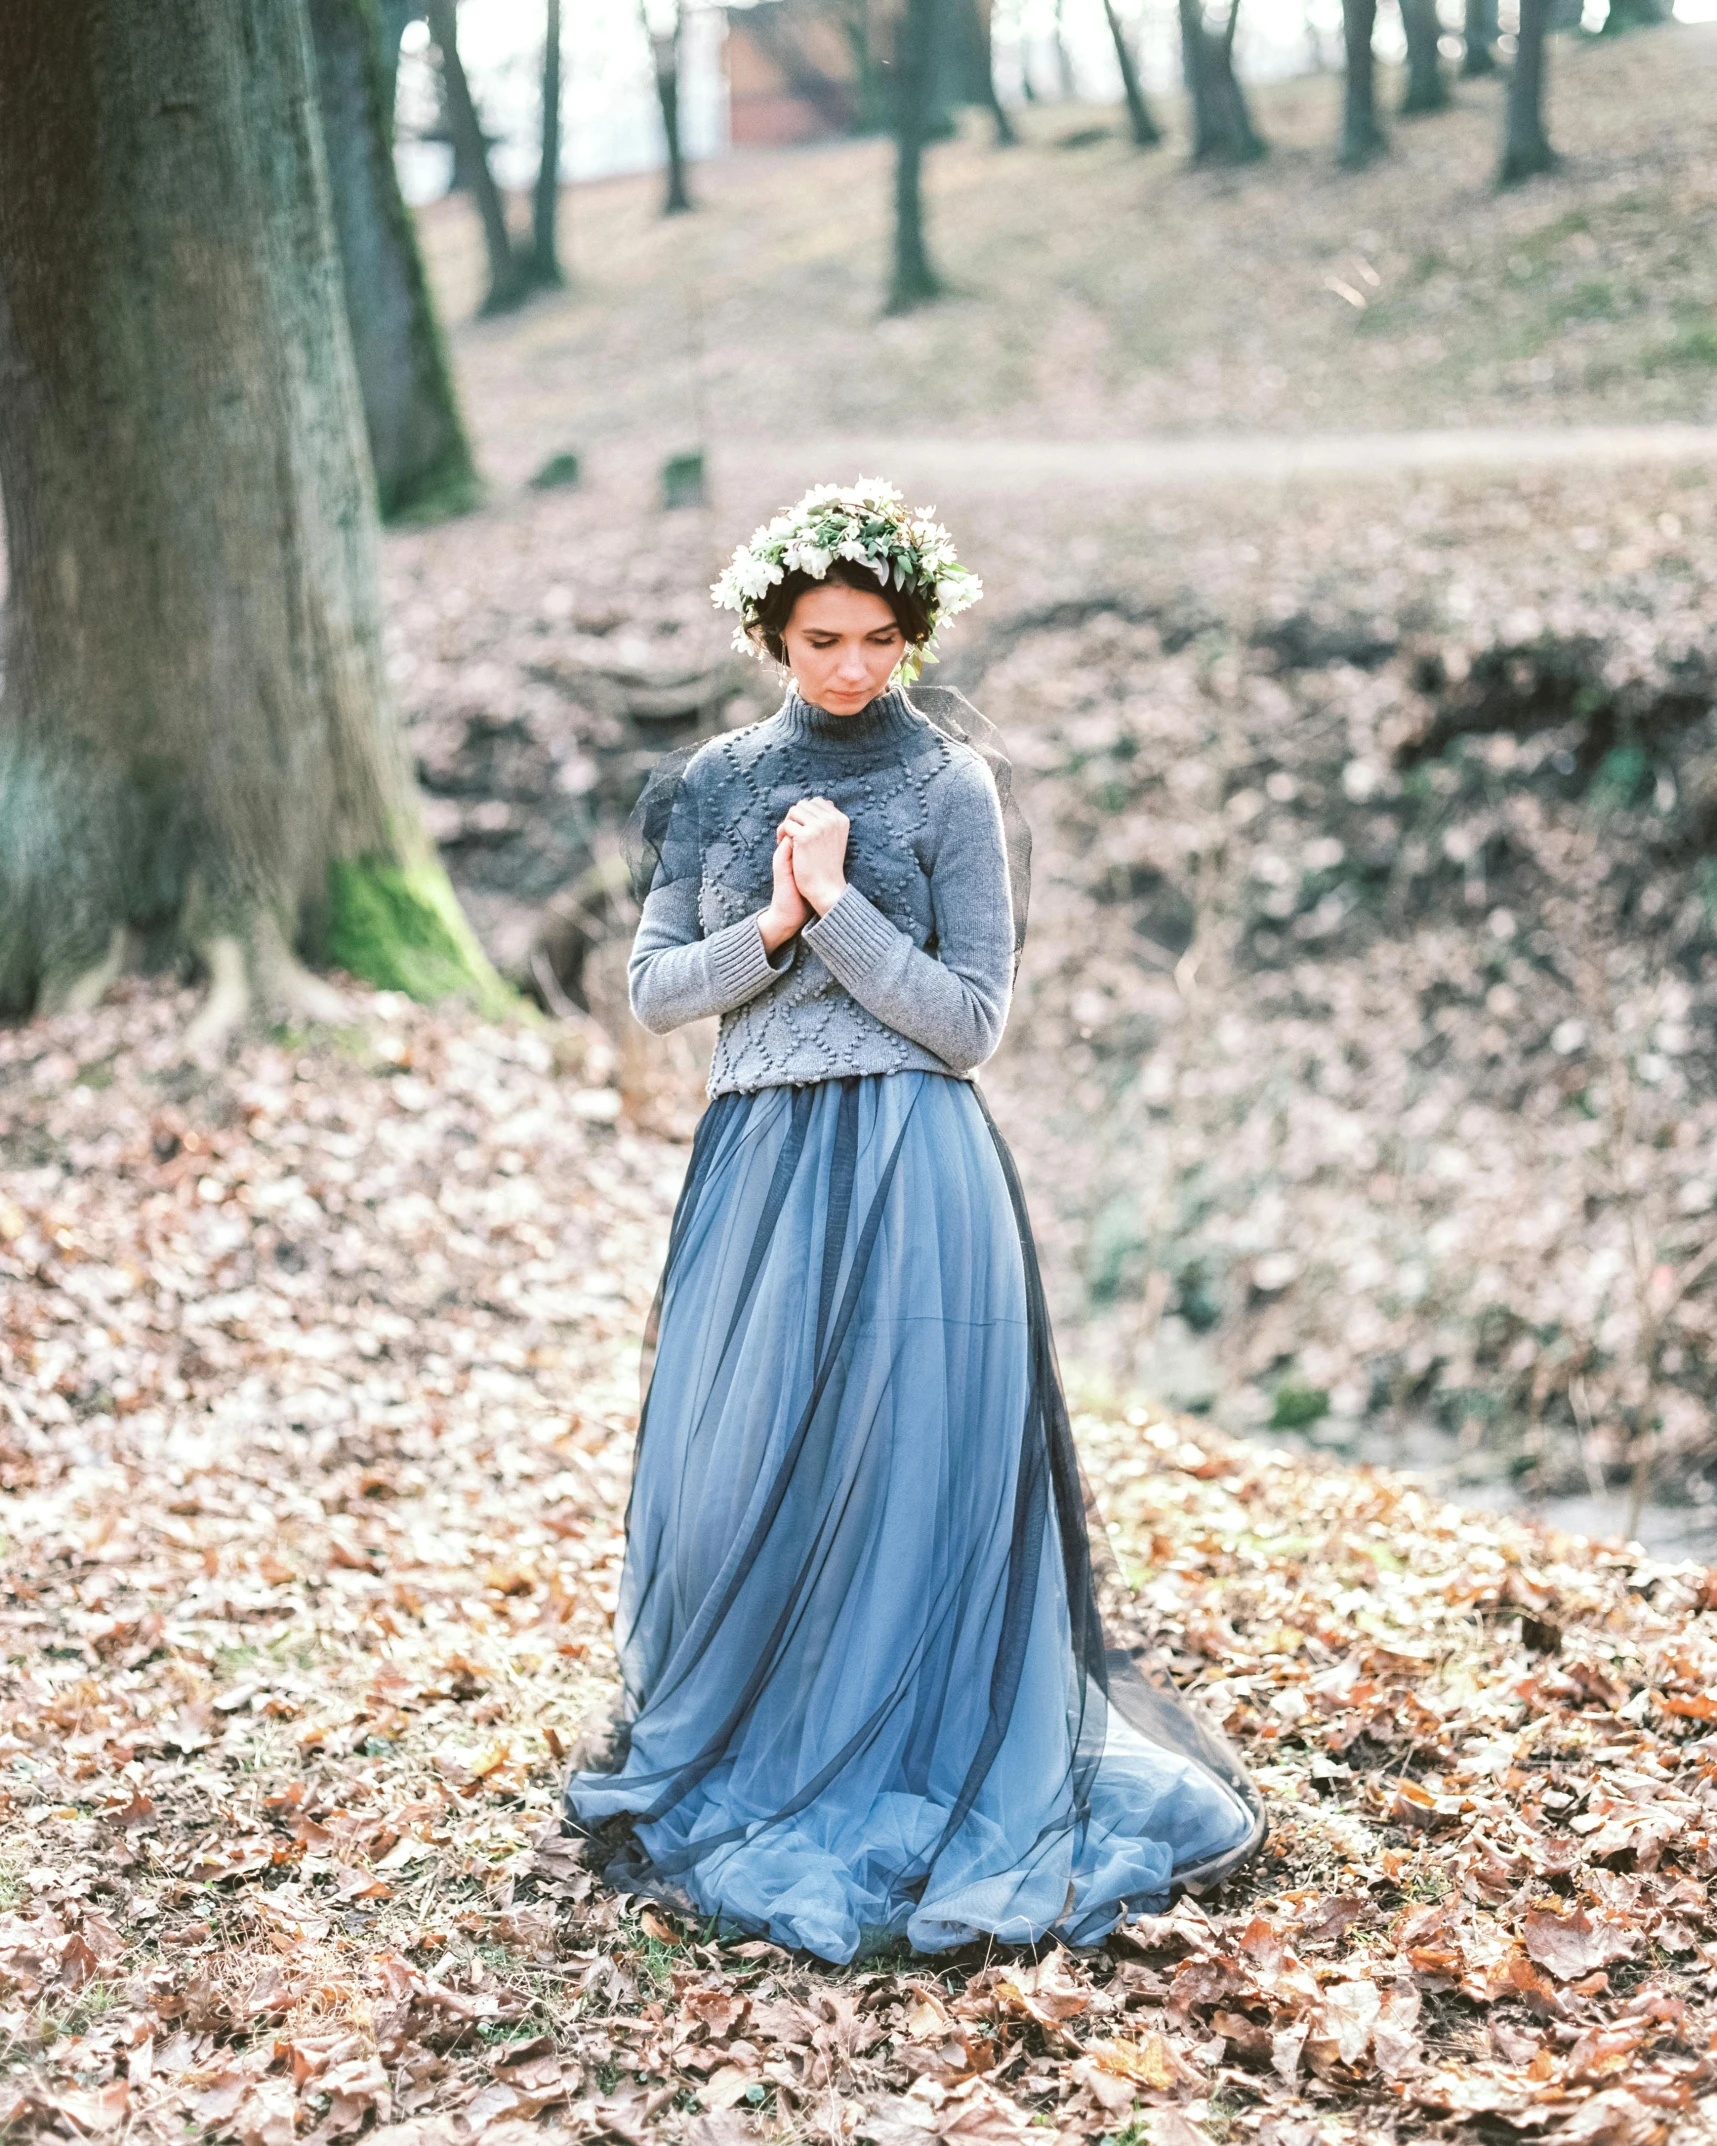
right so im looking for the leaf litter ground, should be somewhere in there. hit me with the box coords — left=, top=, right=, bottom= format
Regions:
left=3, top=987, right=1717, bottom=2144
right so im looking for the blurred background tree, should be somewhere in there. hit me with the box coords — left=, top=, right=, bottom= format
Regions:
left=307, top=0, right=481, bottom=520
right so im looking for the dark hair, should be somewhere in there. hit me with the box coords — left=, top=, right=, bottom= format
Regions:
left=748, top=557, right=934, bottom=665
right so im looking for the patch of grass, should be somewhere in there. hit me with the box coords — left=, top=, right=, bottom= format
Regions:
left=1645, top=319, right=1717, bottom=373
left=1270, top=1384, right=1330, bottom=1431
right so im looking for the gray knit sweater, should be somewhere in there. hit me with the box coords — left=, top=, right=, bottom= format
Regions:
left=628, top=689, right=1014, bottom=1096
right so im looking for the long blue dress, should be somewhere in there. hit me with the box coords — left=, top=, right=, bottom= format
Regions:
left=564, top=1067, right=1262, bottom=1963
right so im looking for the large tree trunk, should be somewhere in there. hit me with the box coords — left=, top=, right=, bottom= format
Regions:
left=1338, top=0, right=1387, bottom=165
left=531, top=0, right=565, bottom=283
left=1461, top=0, right=1498, bottom=74
left=309, top=0, right=480, bottom=521
left=1399, top=0, right=1450, bottom=112
left=1178, top=0, right=1267, bottom=164
left=426, top=0, right=528, bottom=311
left=888, top=0, right=943, bottom=311
left=1102, top=0, right=1163, bottom=146
left=0, top=0, right=490, bottom=1030
left=645, top=3, right=695, bottom=216
left=1499, top=0, right=1556, bottom=185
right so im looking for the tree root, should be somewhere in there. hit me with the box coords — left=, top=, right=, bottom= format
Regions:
left=183, top=936, right=251, bottom=1059
left=38, top=926, right=129, bottom=1016
left=182, top=914, right=348, bottom=1061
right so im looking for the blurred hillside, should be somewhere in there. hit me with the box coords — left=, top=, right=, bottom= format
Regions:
left=418, top=22, right=1717, bottom=479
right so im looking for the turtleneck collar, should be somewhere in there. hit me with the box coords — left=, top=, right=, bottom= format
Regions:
left=778, top=687, right=920, bottom=749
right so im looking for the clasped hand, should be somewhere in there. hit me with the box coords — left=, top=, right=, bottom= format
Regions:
left=759, top=797, right=848, bottom=953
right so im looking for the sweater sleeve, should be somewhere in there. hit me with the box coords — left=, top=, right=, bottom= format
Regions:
left=627, top=767, right=792, bottom=1034
left=801, top=753, right=1013, bottom=1073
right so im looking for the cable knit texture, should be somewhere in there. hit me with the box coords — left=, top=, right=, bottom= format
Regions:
left=628, top=689, right=1014, bottom=1096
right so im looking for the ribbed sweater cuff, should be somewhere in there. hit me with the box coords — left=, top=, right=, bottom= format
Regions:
left=708, top=915, right=781, bottom=1004
left=803, top=885, right=902, bottom=988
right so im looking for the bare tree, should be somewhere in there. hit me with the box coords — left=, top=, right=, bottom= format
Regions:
left=1102, top=0, right=1164, bottom=146
left=888, top=0, right=943, bottom=311
left=308, top=0, right=479, bottom=521
left=1177, top=0, right=1267, bottom=163
left=1461, top=0, right=1499, bottom=74
left=966, top=0, right=1020, bottom=146
left=426, top=0, right=529, bottom=311
left=0, top=0, right=493, bottom=1037
left=379, top=0, right=421, bottom=114
left=1399, top=0, right=1450, bottom=112
left=1053, top=0, right=1079, bottom=93
left=1338, top=0, right=1387, bottom=165
left=1498, top=0, right=1556, bottom=185
left=531, top=0, right=566, bottom=284
left=643, top=0, right=694, bottom=215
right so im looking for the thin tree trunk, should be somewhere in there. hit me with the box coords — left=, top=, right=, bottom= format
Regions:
left=379, top=0, right=418, bottom=117
left=426, top=0, right=528, bottom=311
left=1461, top=0, right=1498, bottom=74
left=1177, top=0, right=1267, bottom=163
left=645, top=4, right=694, bottom=216
left=1498, top=0, right=1555, bottom=185
left=888, top=0, right=942, bottom=312
left=968, top=0, right=1020, bottom=145
left=531, top=0, right=565, bottom=283
left=1103, top=0, right=1163, bottom=145
left=1339, top=0, right=1387, bottom=165
left=309, top=0, right=480, bottom=521
left=0, top=0, right=482, bottom=1026
left=1053, top=0, right=1078, bottom=93
left=1399, top=0, right=1449, bottom=112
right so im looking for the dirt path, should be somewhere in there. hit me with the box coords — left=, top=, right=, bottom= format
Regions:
left=729, top=424, right=1717, bottom=499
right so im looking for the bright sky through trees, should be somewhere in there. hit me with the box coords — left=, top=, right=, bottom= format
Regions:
left=399, top=0, right=1717, bottom=197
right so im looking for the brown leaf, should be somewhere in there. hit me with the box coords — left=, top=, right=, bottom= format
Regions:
left=859, top=2095, right=939, bottom=2146
left=47, top=2081, right=129, bottom=2135
left=1067, top=2058, right=1138, bottom=2115
left=699, top=2065, right=760, bottom=2112
left=683, top=2116, right=758, bottom=2146
left=992, top=1948, right=1090, bottom=2027
left=1523, top=1908, right=1638, bottom=1983
left=935, top=2084, right=1033, bottom=2144
left=1146, top=2113, right=1210, bottom=2146
left=1306, top=1979, right=1381, bottom=2072
left=1554, top=2088, right=1672, bottom=2146
left=1082, top=2032, right=1179, bottom=2089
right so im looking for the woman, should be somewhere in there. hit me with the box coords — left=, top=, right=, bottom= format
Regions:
left=565, top=481, right=1261, bottom=1963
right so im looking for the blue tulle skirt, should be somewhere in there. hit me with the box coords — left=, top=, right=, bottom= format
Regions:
left=564, top=1072, right=1260, bottom=1963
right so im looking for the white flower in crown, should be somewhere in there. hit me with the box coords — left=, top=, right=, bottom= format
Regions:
left=711, top=476, right=983, bottom=683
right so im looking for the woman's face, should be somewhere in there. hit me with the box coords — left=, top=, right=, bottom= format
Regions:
left=780, top=583, right=908, bottom=715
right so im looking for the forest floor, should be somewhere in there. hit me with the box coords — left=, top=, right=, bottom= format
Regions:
left=12, top=26, right=1717, bottom=2146
left=3, top=988, right=1717, bottom=2146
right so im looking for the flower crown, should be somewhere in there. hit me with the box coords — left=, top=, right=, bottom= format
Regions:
left=711, top=477, right=983, bottom=685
